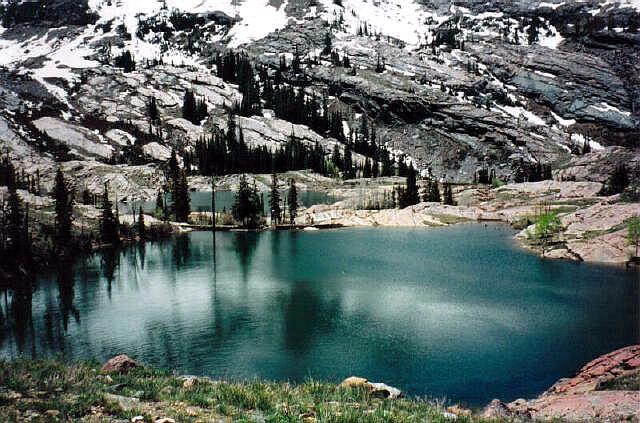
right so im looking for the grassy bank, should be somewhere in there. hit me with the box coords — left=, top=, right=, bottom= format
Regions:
left=0, top=359, right=494, bottom=422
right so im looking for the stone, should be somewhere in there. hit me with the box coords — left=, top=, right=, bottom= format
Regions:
left=45, top=409, right=61, bottom=417
left=482, top=399, right=512, bottom=419
left=367, top=382, right=404, bottom=399
left=446, top=404, right=472, bottom=417
left=340, top=377, right=403, bottom=399
left=339, top=376, right=369, bottom=388
left=104, top=393, right=141, bottom=411
left=131, top=417, right=145, bottom=423
left=101, top=355, right=139, bottom=374
left=154, top=418, right=175, bottom=423
left=182, top=376, right=199, bottom=390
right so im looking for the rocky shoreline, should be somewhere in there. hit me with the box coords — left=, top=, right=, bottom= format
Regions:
left=482, top=345, right=640, bottom=422
left=292, top=179, right=639, bottom=265
left=1, top=346, right=638, bottom=422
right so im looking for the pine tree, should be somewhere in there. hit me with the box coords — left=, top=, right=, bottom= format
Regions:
left=168, top=149, right=179, bottom=185
left=323, top=31, right=332, bottom=55
left=331, top=144, right=342, bottom=171
left=148, top=96, right=160, bottom=124
left=527, top=16, right=540, bottom=45
left=343, top=145, right=355, bottom=179
left=99, top=184, right=119, bottom=244
left=363, top=158, right=372, bottom=178
left=6, top=185, right=27, bottom=262
left=114, top=50, right=135, bottom=72
left=269, top=173, right=282, bottom=225
left=443, top=182, right=455, bottom=205
left=606, top=164, right=630, bottom=195
left=155, top=190, right=164, bottom=216
left=172, top=171, right=191, bottom=223
left=53, top=169, right=74, bottom=249
left=287, top=178, right=298, bottom=224
left=428, top=179, right=441, bottom=202
left=404, top=165, right=420, bottom=206
left=232, top=174, right=261, bottom=227
left=375, top=54, right=385, bottom=73
left=182, top=90, right=197, bottom=123
left=137, top=207, right=146, bottom=240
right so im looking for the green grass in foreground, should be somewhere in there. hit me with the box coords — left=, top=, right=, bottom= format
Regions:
left=0, top=359, right=495, bottom=422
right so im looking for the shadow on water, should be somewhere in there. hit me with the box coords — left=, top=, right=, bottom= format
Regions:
left=0, top=276, right=35, bottom=356
left=101, top=248, right=119, bottom=300
left=280, top=281, right=340, bottom=354
left=173, top=235, right=192, bottom=270
left=232, top=232, right=260, bottom=283
left=56, top=264, right=79, bottom=332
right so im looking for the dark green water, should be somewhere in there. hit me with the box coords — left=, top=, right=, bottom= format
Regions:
left=1, top=224, right=638, bottom=405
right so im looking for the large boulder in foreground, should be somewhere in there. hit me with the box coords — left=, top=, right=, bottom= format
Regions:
left=101, top=355, right=139, bottom=374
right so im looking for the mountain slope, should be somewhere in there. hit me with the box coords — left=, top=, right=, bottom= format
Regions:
left=0, top=0, right=638, bottom=198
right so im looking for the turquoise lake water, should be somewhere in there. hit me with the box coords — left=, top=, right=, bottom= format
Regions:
left=1, top=224, right=637, bottom=405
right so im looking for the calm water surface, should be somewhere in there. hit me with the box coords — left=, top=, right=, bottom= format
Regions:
left=1, top=224, right=638, bottom=405
left=120, top=190, right=336, bottom=215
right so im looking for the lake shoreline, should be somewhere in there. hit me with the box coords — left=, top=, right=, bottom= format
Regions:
left=1, top=345, right=637, bottom=422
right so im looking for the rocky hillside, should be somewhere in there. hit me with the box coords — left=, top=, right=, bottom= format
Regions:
left=0, top=0, right=638, bottom=201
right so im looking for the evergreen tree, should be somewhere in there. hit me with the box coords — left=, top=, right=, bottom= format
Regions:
left=99, top=184, right=120, bottom=244
left=168, top=149, right=179, bottom=184
left=323, top=31, right=332, bottom=55
left=232, top=174, right=261, bottom=227
left=287, top=178, right=298, bottom=224
left=605, top=164, right=630, bottom=195
left=269, top=173, right=282, bottom=225
left=331, top=144, right=342, bottom=170
left=182, top=90, right=196, bottom=123
left=114, top=50, right=135, bottom=72
left=172, top=171, right=191, bottom=223
left=404, top=165, right=420, bottom=206
left=53, top=169, right=74, bottom=249
left=428, top=179, right=441, bottom=202
left=147, top=96, right=160, bottom=124
left=397, top=155, right=408, bottom=177
left=363, top=158, right=372, bottom=178
left=343, top=144, right=355, bottom=179
left=137, top=207, right=146, bottom=240
left=5, top=168, right=29, bottom=263
left=155, top=190, right=164, bottom=216
left=527, top=16, right=540, bottom=45
left=375, top=54, right=385, bottom=73
left=443, top=182, right=455, bottom=205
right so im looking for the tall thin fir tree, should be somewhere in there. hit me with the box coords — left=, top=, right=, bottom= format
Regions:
left=99, top=184, right=119, bottom=245
left=155, top=189, right=164, bottom=217
left=269, top=173, right=282, bottom=225
left=53, top=169, right=74, bottom=250
left=137, top=207, right=146, bottom=240
left=172, top=171, right=191, bottom=223
left=287, top=178, right=298, bottom=224
left=404, top=165, right=420, bottom=207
